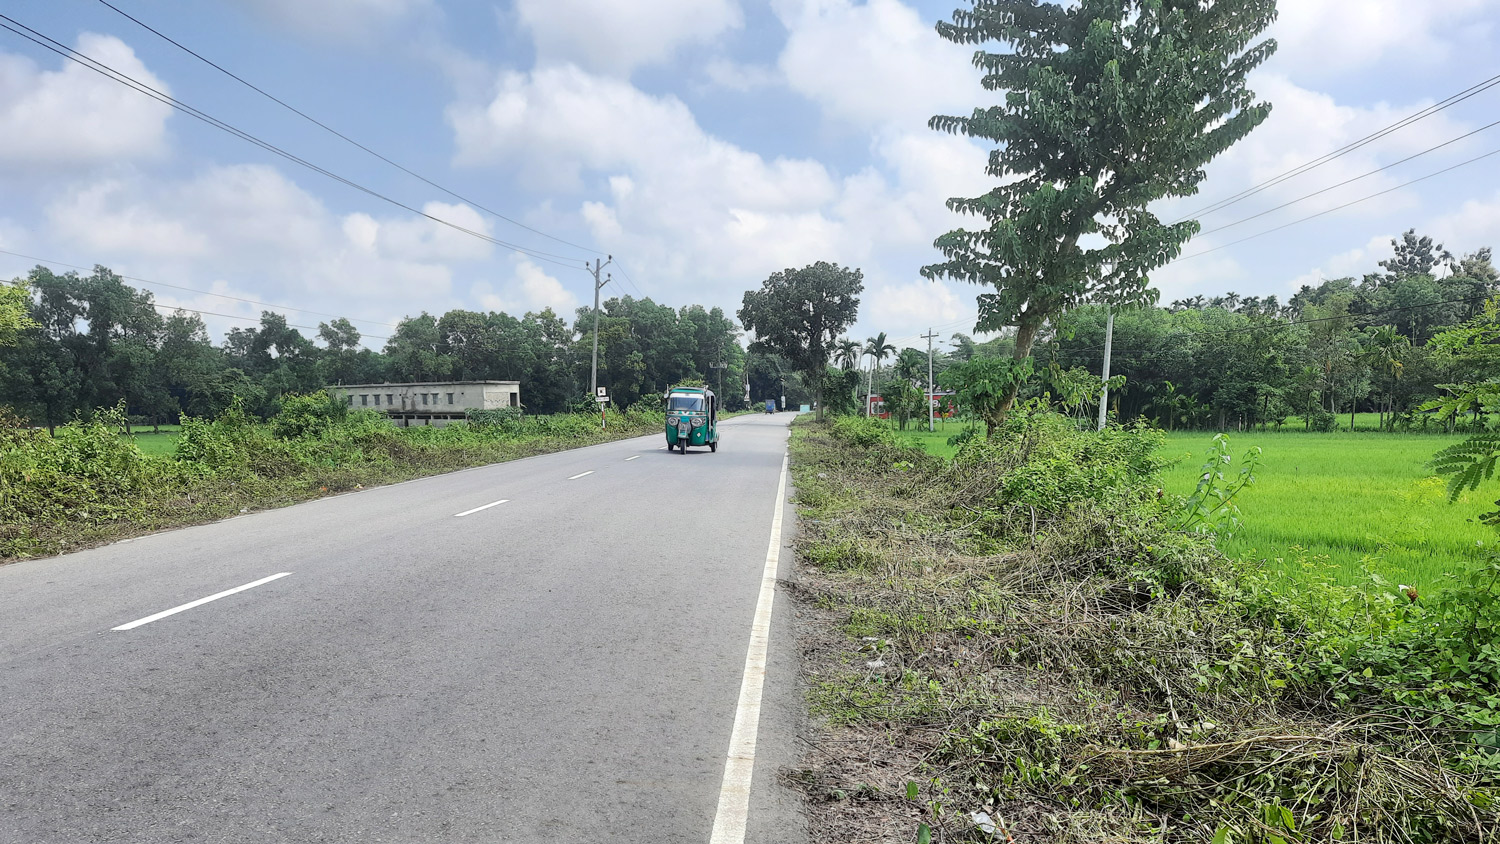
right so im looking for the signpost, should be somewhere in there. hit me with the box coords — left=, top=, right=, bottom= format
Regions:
left=596, top=387, right=609, bottom=430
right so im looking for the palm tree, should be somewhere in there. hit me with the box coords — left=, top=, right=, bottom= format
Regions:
left=834, top=338, right=861, bottom=371
left=863, top=332, right=897, bottom=415
left=1363, top=325, right=1410, bottom=430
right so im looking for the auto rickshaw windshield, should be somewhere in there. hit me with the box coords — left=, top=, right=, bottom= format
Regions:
left=667, top=395, right=705, bottom=412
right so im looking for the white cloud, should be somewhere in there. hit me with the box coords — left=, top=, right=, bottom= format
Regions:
left=514, top=0, right=742, bottom=75
left=864, top=278, right=967, bottom=336
left=1271, top=0, right=1499, bottom=78
left=233, top=0, right=435, bottom=44
left=36, top=165, right=549, bottom=341
left=473, top=259, right=579, bottom=315
left=447, top=62, right=996, bottom=339
left=1283, top=235, right=1394, bottom=291
left=0, top=33, right=172, bottom=168
left=1426, top=190, right=1500, bottom=257
left=703, top=59, right=781, bottom=93
left=772, top=0, right=982, bottom=129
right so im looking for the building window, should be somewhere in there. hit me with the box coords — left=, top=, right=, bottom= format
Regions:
left=447, top=393, right=454, bottom=404
left=387, top=394, right=394, bottom=405
left=373, top=395, right=380, bottom=406
left=360, top=394, right=368, bottom=406
left=422, top=393, right=429, bottom=406
left=345, top=395, right=353, bottom=406
left=510, top=392, right=518, bottom=407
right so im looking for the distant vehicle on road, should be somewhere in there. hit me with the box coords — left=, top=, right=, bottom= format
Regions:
left=665, top=387, right=720, bottom=453
left=764, top=400, right=776, bottom=414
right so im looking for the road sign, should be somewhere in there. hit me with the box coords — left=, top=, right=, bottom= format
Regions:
left=596, top=387, right=608, bottom=398
left=596, top=396, right=609, bottom=403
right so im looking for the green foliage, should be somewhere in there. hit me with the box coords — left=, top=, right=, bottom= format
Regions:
left=270, top=391, right=349, bottom=439
left=922, top=0, right=1277, bottom=418
left=0, top=399, right=663, bottom=560
left=1307, top=410, right=1339, bottom=432
left=790, top=413, right=1500, bottom=843
left=881, top=378, right=925, bottom=431
left=1177, top=434, right=1261, bottom=540
left=739, top=261, right=863, bottom=421
left=821, top=367, right=862, bottom=417
left=0, top=278, right=36, bottom=347
left=938, top=356, right=1034, bottom=436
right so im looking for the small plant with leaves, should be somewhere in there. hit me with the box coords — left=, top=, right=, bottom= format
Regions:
left=1178, top=434, right=1261, bottom=540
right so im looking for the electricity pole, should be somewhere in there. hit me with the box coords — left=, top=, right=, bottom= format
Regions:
left=589, top=255, right=612, bottom=399
left=1097, top=306, right=1115, bottom=432
left=922, top=328, right=939, bottom=432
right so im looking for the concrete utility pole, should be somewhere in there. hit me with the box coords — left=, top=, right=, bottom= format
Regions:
left=922, top=328, right=939, bottom=433
left=1097, top=306, right=1115, bottom=432
left=589, top=255, right=613, bottom=399
left=710, top=361, right=727, bottom=400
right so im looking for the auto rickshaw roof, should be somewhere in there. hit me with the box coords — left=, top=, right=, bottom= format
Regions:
left=666, top=387, right=713, bottom=397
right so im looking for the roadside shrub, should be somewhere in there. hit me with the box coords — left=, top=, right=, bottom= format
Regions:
left=788, top=411, right=1500, bottom=843
left=1308, top=410, right=1339, bottom=432
left=271, top=390, right=349, bottom=439
left=830, top=415, right=899, bottom=448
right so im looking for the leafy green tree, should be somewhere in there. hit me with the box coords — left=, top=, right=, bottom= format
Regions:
left=883, top=378, right=926, bottom=431
left=921, top=0, right=1277, bottom=420
left=738, top=261, right=863, bottom=421
left=385, top=312, right=453, bottom=383
left=1380, top=229, right=1454, bottom=280
left=939, top=356, right=1034, bottom=437
left=0, top=279, right=36, bottom=347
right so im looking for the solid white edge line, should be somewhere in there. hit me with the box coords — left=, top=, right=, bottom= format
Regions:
left=453, top=498, right=510, bottom=517
left=708, top=451, right=789, bottom=844
left=567, top=471, right=594, bottom=480
left=112, top=572, right=293, bottom=631
left=625, top=456, right=640, bottom=461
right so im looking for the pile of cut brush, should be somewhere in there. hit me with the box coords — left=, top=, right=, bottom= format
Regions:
left=785, top=414, right=1500, bottom=844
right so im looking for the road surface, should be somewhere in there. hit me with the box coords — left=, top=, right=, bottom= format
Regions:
left=0, top=413, right=805, bottom=843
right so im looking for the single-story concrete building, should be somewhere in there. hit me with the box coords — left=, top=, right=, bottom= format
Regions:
left=324, top=380, right=521, bottom=427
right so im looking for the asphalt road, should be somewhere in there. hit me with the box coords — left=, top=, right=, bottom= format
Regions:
left=0, top=413, right=805, bottom=843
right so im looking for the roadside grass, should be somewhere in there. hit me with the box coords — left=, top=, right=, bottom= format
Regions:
left=1, top=405, right=664, bottom=561
left=894, top=415, right=1489, bottom=591
left=127, top=430, right=180, bottom=456
left=786, top=415, right=1500, bottom=843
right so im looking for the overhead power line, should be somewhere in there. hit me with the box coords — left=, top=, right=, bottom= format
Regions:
left=1173, top=69, right=1500, bottom=224
left=0, top=247, right=399, bottom=329
left=90, top=0, right=602, bottom=260
left=1195, top=116, right=1500, bottom=239
left=1176, top=144, right=1500, bottom=262
left=0, top=15, right=586, bottom=273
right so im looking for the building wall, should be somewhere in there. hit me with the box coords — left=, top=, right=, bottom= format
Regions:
left=325, top=382, right=520, bottom=415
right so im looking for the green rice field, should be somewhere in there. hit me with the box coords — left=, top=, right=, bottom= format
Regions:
left=1159, top=431, right=1492, bottom=591
left=124, top=426, right=181, bottom=457
left=895, top=421, right=1495, bottom=590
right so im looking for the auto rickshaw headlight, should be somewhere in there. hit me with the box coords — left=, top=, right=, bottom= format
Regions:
left=692, top=415, right=705, bottom=426
left=667, top=416, right=680, bottom=425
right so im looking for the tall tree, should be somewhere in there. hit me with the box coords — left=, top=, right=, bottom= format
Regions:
left=921, top=0, right=1277, bottom=420
left=863, top=332, right=897, bottom=406
left=739, top=262, right=863, bottom=421
left=0, top=279, right=36, bottom=347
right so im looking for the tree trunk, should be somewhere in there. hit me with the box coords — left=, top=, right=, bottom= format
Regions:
left=995, top=320, right=1042, bottom=424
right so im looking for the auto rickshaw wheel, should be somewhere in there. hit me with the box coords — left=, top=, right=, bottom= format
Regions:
left=709, top=440, right=717, bottom=452
left=680, top=439, right=688, bottom=454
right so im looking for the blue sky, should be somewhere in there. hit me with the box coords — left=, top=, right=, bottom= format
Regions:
left=2, top=0, right=1499, bottom=354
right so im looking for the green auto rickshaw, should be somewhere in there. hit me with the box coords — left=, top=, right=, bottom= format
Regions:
left=665, top=386, right=719, bottom=453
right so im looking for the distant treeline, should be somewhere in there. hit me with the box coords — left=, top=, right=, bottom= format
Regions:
left=855, top=231, right=1500, bottom=432
left=0, top=265, right=781, bottom=429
